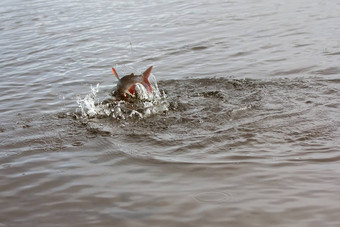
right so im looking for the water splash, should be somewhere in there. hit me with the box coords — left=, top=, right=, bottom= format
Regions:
left=76, top=84, right=102, bottom=118
left=76, top=77, right=168, bottom=120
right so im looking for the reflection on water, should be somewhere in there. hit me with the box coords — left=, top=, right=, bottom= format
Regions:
left=0, top=0, right=340, bottom=226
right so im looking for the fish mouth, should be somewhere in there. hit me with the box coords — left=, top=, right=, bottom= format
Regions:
left=123, top=83, right=153, bottom=101
left=123, top=83, right=153, bottom=99
left=124, top=84, right=136, bottom=97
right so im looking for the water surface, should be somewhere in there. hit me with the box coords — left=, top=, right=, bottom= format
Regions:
left=1, top=0, right=340, bottom=226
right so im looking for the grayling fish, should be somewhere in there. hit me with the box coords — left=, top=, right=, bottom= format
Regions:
left=112, top=66, right=153, bottom=100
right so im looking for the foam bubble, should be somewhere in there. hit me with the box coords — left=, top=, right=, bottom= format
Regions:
left=76, top=79, right=168, bottom=120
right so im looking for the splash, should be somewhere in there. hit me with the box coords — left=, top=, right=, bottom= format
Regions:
left=76, top=76, right=168, bottom=120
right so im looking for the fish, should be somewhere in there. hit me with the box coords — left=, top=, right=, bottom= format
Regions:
left=112, top=66, right=153, bottom=100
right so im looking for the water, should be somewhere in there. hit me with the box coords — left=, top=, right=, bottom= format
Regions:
left=1, top=0, right=340, bottom=226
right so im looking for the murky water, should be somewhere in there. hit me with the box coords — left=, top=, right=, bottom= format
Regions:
left=1, top=0, right=340, bottom=226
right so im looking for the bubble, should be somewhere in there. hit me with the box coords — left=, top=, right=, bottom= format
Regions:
left=194, top=191, right=231, bottom=204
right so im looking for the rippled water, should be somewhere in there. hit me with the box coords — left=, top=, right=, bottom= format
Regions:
left=1, top=0, right=340, bottom=226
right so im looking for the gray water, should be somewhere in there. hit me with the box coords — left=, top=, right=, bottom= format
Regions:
left=1, top=0, right=340, bottom=226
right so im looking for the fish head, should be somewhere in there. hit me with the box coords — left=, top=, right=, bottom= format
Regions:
left=112, top=66, right=153, bottom=100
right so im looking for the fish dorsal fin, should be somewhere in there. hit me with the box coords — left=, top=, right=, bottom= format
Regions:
left=142, top=66, right=153, bottom=80
left=142, top=66, right=153, bottom=93
left=112, top=67, right=120, bottom=80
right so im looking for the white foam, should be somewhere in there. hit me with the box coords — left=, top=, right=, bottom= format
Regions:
left=76, top=79, right=168, bottom=120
